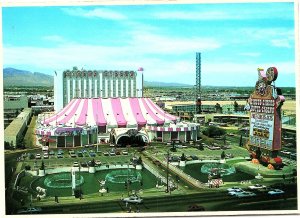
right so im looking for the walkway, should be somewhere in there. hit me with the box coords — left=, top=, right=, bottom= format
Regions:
left=142, top=151, right=206, bottom=189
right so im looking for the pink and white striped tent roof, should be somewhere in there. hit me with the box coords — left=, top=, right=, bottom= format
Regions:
left=43, top=98, right=178, bottom=127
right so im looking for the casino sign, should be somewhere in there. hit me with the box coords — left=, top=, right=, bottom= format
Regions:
left=245, top=67, right=285, bottom=169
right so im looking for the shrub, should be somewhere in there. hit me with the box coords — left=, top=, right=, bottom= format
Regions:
left=202, top=126, right=226, bottom=138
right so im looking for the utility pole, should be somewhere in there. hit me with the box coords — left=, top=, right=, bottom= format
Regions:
left=166, top=151, right=170, bottom=193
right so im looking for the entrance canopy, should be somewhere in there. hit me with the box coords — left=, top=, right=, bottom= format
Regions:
left=42, top=98, right=178, bottom=128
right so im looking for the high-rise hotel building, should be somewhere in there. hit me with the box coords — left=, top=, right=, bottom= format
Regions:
left=54, top=67, right=144, bottom=111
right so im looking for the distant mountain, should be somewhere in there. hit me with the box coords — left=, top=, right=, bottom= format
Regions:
left=3, top=68, right=54, bottom=87
left=144, top=81, right=192, bottom=87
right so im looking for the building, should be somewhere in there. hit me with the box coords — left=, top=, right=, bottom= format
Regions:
left=4, top=108, right=32, bottom=148
left=35, top=97, right=200, bottom=147
left=4, top=95, right=29, bottom=128
left=221, top=104, right=235, bottom=114
left=54, top=67, right=143, bottom=111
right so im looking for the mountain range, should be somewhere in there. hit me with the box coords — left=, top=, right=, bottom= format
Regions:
left=3, top=68, right=192, bottom=87
left=3, top=68, right=54, bottom=87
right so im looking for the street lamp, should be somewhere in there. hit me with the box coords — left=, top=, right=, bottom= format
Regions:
left=166, top=151, right=170, bottom=193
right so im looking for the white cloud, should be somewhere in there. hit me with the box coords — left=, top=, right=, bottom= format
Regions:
left=239, top=52, right=261, bottom=57
left=130, top=33, right=222, bottom=54
left=271, top=39, right=292, bottom=48
left=155, top=11, right=236, bottom=20
left=42, top=35, right=66, bottom=43
left=154, top=6, right=293, bottom=21
left=62, top=8, right=126, bottom=20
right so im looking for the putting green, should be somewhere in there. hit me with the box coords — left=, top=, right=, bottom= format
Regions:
left=28, top=168, right=157, bottom=197
left=183, top=163, right=254, bottom=183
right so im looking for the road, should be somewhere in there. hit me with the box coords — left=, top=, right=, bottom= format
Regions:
left=37, top=184, right=297, bottom=214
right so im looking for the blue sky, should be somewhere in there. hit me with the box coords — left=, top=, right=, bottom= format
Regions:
left=2, top=2, right=296, bottom=87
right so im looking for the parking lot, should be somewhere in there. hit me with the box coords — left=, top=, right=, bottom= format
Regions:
left=19, top=144, right=135, bottom=170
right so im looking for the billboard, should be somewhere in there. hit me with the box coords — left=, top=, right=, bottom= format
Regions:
left=247, top=67, right=284, bottom=151
left=249, top=98, right=275, bottom=150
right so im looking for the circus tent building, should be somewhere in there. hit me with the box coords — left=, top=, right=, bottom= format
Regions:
left=35, top=97, right=200, bottom=148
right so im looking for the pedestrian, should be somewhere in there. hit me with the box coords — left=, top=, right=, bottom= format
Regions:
left=129, top=206, right=132, bottom=213
left=106, top=187, right=109, bottom=193
left=125, top=201, right=128, bottom=208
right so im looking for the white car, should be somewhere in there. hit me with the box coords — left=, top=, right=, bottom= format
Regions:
left=42, top=146, right=49, bottom=152
left=248, top=184, right=266, bottom=190
left=236, top=191, right=256, bottom=198
left=73, top=162, right=79, bottom=167
left=268, top=189, right=285, bottom=195
left=35, top=154, right=41, bottom=159
left=228, top=189, right=246, bottom=196
left=17, top=207, right=42, bottom=214
left=122, top=151, right=128, bottom=155
left=95, top=160, right=102, bottom=166
left=122, top=195, right=143, bottom=204
left=43, top=152, right=49, bottom=159
left=227, top=187, right=243, bottom=192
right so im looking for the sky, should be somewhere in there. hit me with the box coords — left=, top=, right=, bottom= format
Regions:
left=2, top=2, right=296, bottom=87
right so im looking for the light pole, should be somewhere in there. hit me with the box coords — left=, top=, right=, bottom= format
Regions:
left=166, top=151, right=170, bottom=193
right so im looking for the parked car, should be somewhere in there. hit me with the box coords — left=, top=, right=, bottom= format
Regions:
left=77, top=151, right=83, bottom=157
left=42, top=146, right=48, bottom=152
left=227, top=187, right=243, bottom=192
left=122, top=150, right=128, bottom=155
left=17, top=207, right=42, bottom=214
left=190, top=155, right=198, bottom=160
left=80, top=162, right=88, bottom=167
left=35, top=154, right=41, bottom=159
left=122, top=195, right=143, bottom=204
left=95, top=160, right=102, bottom=166
left=43, top=152, right=49, bottom=159
left=73, top=162, right=79, bottom=167
left=109, top=151, right=116, bottom=156
left=58, top=149, right=64, bottom=154
left=248, top=184, right=266, bottom=190
left=236, top=191, right=256, bottom=198
left=69, top=150, right=77, bottom=158
left=103, top=151, right=109, bottom=156
left=268, top=189, right=285, bottom=195
left=228, top=189, right=246, bottom=196
left=57, top=153, right=63, bottom=158
left=49, top=150, right=55, bottom=156
left=89, top=152, right=96, bottom=157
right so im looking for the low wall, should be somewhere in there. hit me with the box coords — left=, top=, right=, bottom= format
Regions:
left=26, top=165, right=137, bottom=176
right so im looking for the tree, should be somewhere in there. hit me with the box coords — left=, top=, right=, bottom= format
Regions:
left=40, top=161, right=45, bottom=170
left=221, top=151, right=226, bottom=159
left=202, top=126, right=226, bottom=138
left=89, top=159, right=96, bottom=167
left=234, top=101, right=239, bottom=112
left=181, top=153, right=186, bottom=161
left=137, top=156, right=143, bottom=165
left=4, top=141, right=11, bottom=150
left=170, top=140, right=177, bottom=152
left=16, top=135, right=25, bottom=149
left=215, top=103, right=222, bottom=113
